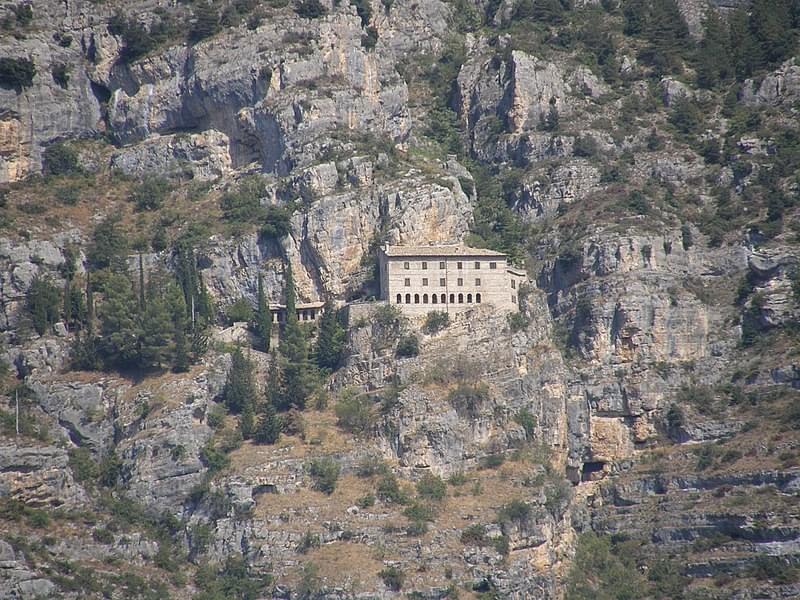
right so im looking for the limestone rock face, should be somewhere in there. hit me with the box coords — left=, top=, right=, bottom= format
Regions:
left=110, top=130, right=233, bottom=180
left=339, top=295, right=569, bottom=476
left=740, top=59, right=800, bottom=106
left=201, top=166, right=472, bottom=306
left=102, top=12, right=410, bottom=175
left=0, top=443, right=88, bottom=508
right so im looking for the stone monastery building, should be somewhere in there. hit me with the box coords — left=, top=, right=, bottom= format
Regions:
left=378, top=244, right=526, bottom=316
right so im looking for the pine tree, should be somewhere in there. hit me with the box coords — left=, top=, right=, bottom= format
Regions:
left=255, top=274, right=271, bottom=352
left=696, top=10, right=732, bottom=88
left=729, top=8, right=760, bottom=79
left=98, top=273, right=141, bottom=368
left=25, top=276, right=61, bottom=336
left=277, top=264, right=315, bottom=411
left=254, top=401, right=281, bottom=445
left=316, top=301, right=345, bottom=371
left=750, top=0, right=795, bottom=66
left=223, top=348, right=258, bottom=414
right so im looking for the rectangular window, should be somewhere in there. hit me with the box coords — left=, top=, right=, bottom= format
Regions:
left=422, top=278, right=428, bottom=286
left=511, top=280, right=516, bottom=289
left=489, top=262, right=497, bottom=269
left=457, top=278, right=463, bottom=286
left=404, top=262, right=410, bottom=270
left=476, top=278, right=481, bottom=286
left=457, top=262, right=463, bottom=269
left=404, top=278, right=410, bottom=286
left=422, top=262, right=427, bottom=270
left=439, top=278, right=446, bottom=287
left=475, top=262, right=481, bottom=269
left=512, top=295, right=516, bottom=304
left=439, top=261, right=445, bottom=269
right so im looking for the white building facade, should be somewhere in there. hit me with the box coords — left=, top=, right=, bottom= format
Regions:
left=378, top=245, right=526, bottom=317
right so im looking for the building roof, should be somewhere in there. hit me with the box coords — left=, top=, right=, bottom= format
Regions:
left=382, top=245, right=507, bottom=258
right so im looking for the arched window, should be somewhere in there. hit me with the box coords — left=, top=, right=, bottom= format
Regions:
left=423, top=294, right=428, bottom=303
left=467, top=294, right=472, bottom=303
left=432, top=294, right=438, bottom=304
left=441, top=294, right=446, bottom=304
left=476, top=293, right=482, bottom=303
left=406, top=293, right=411, bottom=304
left=449, top=293, right=455, bottom=304
left=414, top=294, right=420, bottom=304
left=396, top=294, right=402, bottom=304
left=458, top=293, right=464, bottom=304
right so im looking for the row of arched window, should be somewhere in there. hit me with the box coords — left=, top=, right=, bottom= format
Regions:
left=395, top=292, right=482, bottom=305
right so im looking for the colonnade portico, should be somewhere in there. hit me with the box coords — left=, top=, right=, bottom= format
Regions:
left=268, top=301, right=325, bottom=323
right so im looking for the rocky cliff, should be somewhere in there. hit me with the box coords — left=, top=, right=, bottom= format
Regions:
left=2, top=0, right=800, bottom=598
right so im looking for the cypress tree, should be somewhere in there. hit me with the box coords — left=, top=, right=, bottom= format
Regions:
left=265, top=351, right=282, bottom=408
left=173, top=324, right=190, bottom=373
left=277, top=264, right=315, bottom=411
left=316, top=300, right=345, bottom=371
left=256, top=274, right=271, bottom=352
left=138, top=274, right=174, bottom=370
left=223, top=347, right=258, bottom=414
left=240, top=397, right=255, bottom=439
left=138, top=254, right=146, bottom=311
left=254, top=401, right=281, bottom=445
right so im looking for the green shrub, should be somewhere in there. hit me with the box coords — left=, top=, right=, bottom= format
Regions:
left=334, top=388, right=373, bottom=434
left=481, top=453, right=505, bottom=469
left=0, top=57, right=35, bottom=90
left=507, top=312, right=529, bottom=333
left=55, top=184, right=80, bottom=205
left=460, top=524, right=488, bottom=545
left=423, top=311, right=450, bottom=334
left=514, top=409, right=537, bottom=438
left=447, top=383, right=490, bottom=417
left=395, top=334, right=419, bottom=358
left=92, top=527, right=115, bottom=544
left=68, top=447, right=99, bottom=483
left=206, top=405, right=227, bottom=429
left=43, top=141, right=80, bottom=176
left=296, top=530, right=321, bottom=554
left=379, top=565, right=404, bottom=591
left=403, top=501, right=436, bottom=522
left=306, top=457, right=340, bottom=494
left=357, top=494, right=375, bottom=508
left=376, top=474, right=409, bottom=504
left=748, top=555, right=799, bottom=584
left=295, top=0, right=327, bottom=18
left=225, top=298, right=254, bottom=324
left=448, top=471, right=467, bottom=486
left=572, top=135, right=598, bottom=157
left=374, top=303, right=402, bottom=327
left=361, top=26, right=379, bottom=49
left=27, top=509, right=50, bottom=528
left=415, top=473, right=446, bottom=501
left=129, top=176, right=170, bottom=211
left=51, top=62, right=69, bottom=88
left=497, top=499, right=530, bottom=523
left=189, top=3, right=221, bottom=43
left=200, top=441, right=230, bottom=473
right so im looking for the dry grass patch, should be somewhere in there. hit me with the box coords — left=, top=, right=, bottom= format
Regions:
left=291, top=542, right=387, bottom=592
